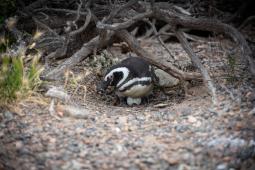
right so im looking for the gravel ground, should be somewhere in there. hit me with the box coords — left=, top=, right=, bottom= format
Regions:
left=1, top=29, right=255, bottom=170
left=1, top=83, right=255, bottom=170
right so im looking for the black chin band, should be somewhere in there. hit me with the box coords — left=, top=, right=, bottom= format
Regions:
left=118, top=80, right=152, bottom=92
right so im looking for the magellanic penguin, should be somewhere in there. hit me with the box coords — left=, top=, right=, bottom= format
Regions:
left=97, top=57, right=157, bottom=105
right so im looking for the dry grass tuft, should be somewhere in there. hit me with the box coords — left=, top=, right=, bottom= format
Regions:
left=0, top=53, right=44, bottom=107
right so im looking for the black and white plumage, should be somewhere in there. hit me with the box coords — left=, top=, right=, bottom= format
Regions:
left=97, top=57, right=157, bottom=104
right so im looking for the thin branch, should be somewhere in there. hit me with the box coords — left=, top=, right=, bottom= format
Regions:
left=96, top=11, right=153, bottom=30
left=153, top=8, right=255, bottom=76
left=44, top=31, right=114, bottom=80
left=131, top=27, right=139, bottom=36
left=175, top=30, right=218, bottom=105
left=157, top=24, right=174, bottom=41
left=96, top=1, right=149, bottom=59
left=238, top=15, right=255, bottom=30
left=38, top=12, right=49, bottom=20
left=223, top=0, right=251, bottom=23
left=183, top=32, right=209, bottom=42
left=34, top=7, right=87, bottom=15
left=73, top=0, right=83, bottom=29
left=32, top=17, right=60, bottom=37
left=115, top=29, right=202, bottom=81
left=70, top=8, right=92, bottom=36
left=159, top=24, right=172, bottom=34
left=150, top=0, right=155, bottom=9
left=144, top=19, right=156, bottom=38
left=173, top=5, right=191, bottom=16
left=34, top=7, right=98, bottom=23
left=105, top=0, right=138, bottom=22
left=144, top=19, right=176, bottom=61
left=24, top=0, right=48, bottom=12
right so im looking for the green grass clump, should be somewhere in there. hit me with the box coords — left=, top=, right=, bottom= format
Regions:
left=0, top=55, right=43, bottom=105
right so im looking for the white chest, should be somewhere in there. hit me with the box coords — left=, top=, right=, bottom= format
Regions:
left=117, top=84, right=153, bottom=98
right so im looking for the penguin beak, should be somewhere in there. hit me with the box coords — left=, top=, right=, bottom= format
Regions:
left=96, top=80, right=110, bottom=94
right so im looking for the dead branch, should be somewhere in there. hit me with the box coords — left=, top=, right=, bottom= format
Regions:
left=131, top=27, right=139, bottom=36
left=158, top=24, right=172, bottom=34
left=223, top=0, right=252, bottom=23
left=34, top=5, right=93, bottom=60
left=150, top=0, right=155, bottom=9
left=115, top=29, right=201, bottom=81
left=96, top=11, right=153, bottom=30
left=144, top=19, right=175, bottom=61
left=175, top=30, right=218, bottom=105
left=182, top=32, right=209, bottom=42
left=69, top=8, right=92, bottom=36
left=153, top=8, right=255, bottom=76
left=158, top=24, right=174, bottom=41
left=73, top=0, right=83, bottom=30
left=37, top=12, right=49, bottom=20
left=34, top=7, right=98, bottom=23
left=44, top=31, right=114, bottom=80
left=32, top=17, right=60, bottom=37
left=144, top=19, right=156, bottom=38
left=23, top=0, right=48, bottom=12
left=32, top=16, right=67, bottom=59
left=238, top=15, right=255, bottom=30
left=46, top=36, right=69, bottom=59
left=105, top=0, right=138, bottom=22
left=16, top=0, right=255, bottom=88
left=97, top=0, right=139, bottom=58
left=96, top=6, right=255, bottom=76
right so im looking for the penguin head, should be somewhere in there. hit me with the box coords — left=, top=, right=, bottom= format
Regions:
left=97, top=67, right=130, bottom=93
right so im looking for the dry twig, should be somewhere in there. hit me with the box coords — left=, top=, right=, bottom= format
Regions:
left=175, top=30, right=218, bottom=105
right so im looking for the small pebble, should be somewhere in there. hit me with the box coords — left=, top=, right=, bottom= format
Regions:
left=216, top=163, right=227, bottom=170
left=188, top=116, right=197, bottom=123
left=4, top=111, right=14, bottom=122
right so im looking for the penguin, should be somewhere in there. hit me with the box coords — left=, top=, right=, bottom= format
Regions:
left=97, top=57, right=157, bottom=105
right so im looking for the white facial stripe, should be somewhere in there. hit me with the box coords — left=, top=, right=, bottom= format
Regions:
left=104, top=67, right=129, bottom=87
left=119, top=77, right=152, bottom=91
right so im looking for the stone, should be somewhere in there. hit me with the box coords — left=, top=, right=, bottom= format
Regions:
left=181, top=107, right=192, bottom=116
left=188, top=116, right=197, bottom=123
left=0, top=131, right=4, bottom=137
left=15, top=141, right=24, bottom=150
left=56, top=105, right=90, bottom=119
left=248, top=107, right=255, bottom=115
left=45, top=86, right=70, bottom=102
left=216, top=163, right=227, bottom=170
left=175, top=125, right=190, bottom=133
left=154, top=69, right=179, bottom=87
left=4, top=111, right=14, bottom=122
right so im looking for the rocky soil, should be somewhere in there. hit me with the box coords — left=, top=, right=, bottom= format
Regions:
left=1, top=77, right=255, bottom=170
left=1, top=20, right=255, bottom=170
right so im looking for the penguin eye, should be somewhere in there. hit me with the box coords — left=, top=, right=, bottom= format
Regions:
left=105, top=75, right=112, bottom=82
left=109, top=75, right=113, bottom=80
